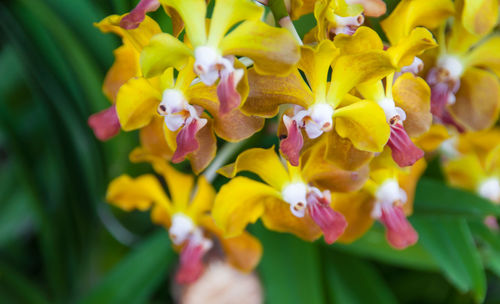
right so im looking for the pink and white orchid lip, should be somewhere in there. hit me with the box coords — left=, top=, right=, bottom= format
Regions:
left=426, top=56, right=463, bottom=121
left=169, top=213, right=196, bottom=245
left=378, top=98, right=423, bottom=167
left=158, top=89, right=207, bottom=163
left=194, top=46, right=244, bottom=114
left=331, top=14, right=365, bottom=36
left=394, top=57, right=424, bottom=81
left=372, top=179, right=418, bottom=249
left=170, top=213, right=213, bottom=284
left=119, top=0, right=160, bottom=29
left=282, top=182, right=347, bottom=244
left=280, top=104, right=334, bottom=166
left=478, top=177, right=500, bottom=204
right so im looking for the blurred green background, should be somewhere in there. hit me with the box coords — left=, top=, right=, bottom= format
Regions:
left=1, top=0, right=500, bottom=303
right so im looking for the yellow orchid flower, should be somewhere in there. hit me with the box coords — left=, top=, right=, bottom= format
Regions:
left=212, top=146, right=377, bottom=244
left=106, top=156, right=262, bottom=284
left=138, top=0, right=300, bottom=115
left=423, top=0, right=500, bottom=131
left=88, top=14, right=161, bottom=141
left=115, top=60, right=264, bottom=173
left=335, top=26, right=436, bottom=167
left=443, top=130, right=500, bottom=204
left=332, top=148, right=426, bottom=249
left=287, top=0, right=386, bottom=23
left=241, top=39, right=393, bottom=166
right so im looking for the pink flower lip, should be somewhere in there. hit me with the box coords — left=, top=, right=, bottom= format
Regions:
left=87, top=105, right=121, bottom=141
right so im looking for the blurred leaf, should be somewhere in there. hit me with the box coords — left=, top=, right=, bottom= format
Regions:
left=0, top=261, right=50, bottom=304
left=414, top=178, right=500, bottom=217
left=412, top=216, right=486, bottom=302
left=469, top=221, right=500, bottom=279
left=323, top=250, right=398, bottom=304
left=253, top=223, right=326, bottom=304
left=332, top=226, right=438, bottom=271
left=80, top=230, right=174, bottom=304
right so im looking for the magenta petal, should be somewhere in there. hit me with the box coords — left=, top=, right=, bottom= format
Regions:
left=429, top=82, right=450, bottom=118
left=380, top=205, right=418, bottom=250
left=172, top=119, right=203, bottom=163
left=307, top=193, right=347, bottom=244
left=175, top=240, right=206, bottom=284
left=387, top=123, right=424, bottom=167
left=217, top=70, right=242, bottom=115
left=280, top=119, right=304, bottom=166
left=87, top=105, right=121, bottom=141
left=119, top=0, right=160, bottom=29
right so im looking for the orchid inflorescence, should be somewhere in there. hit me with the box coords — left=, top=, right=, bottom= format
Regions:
left=88, top=0, right=500, bottom=284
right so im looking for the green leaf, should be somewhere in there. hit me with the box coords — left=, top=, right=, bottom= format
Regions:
left=469, top=221, right=500, bottom=279
left=414, top=178, right=500, bottom=217
left=0, top=261, right=50, bottom=304
left=332, top=225, right=438, bottom=271
left=79, top=230, right=174, bottom=304
left=252, top=223, right=326, bottom=304
left=323, top=250, right=398, bottom=304
left=412, top=216, right=486, bottom=302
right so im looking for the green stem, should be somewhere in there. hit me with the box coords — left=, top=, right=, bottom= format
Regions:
left=203, top=140, right=247, bottom=183
left=268, top=0, right=303, bottom=45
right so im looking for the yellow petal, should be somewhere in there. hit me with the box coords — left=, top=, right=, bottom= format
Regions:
left=392, top=73, right=432, bottom=137
left=450, top=67, right=500, bottom=131
left=356, top=81, right=386, bottom=102
left=187, top=176, right=215, bottom=222
left=220, top=21, right=300, bottom=76
left=458, top=129, right=500, bottom=161
left=218, top=147, right=290, bottom=190
left=289, top=0, right=315, bottom=19
left=200, top=215, right=262, bottom=272
left=463, top=36, right=500, bottom=78
left=242, top=69, right=312, bottom=117
left=332, top=190, right=375, bottom=243
left=387, top=27, right=437, bottom=69
left=213, top=177, right=280, bottom=237
left=298, top=40, right=339, bottom=102
left=461, top=0, right=498, bottom=36
left=106, top=174, right=172, bottom=214
left=380, top=0, right=454, bottom=45
left=485, top=145, right=500, bottom=176
left=261, top=196, right=322, bottom=242
left=160, top=4, right=184, bottom=38
left=115, top=77, right=161, bottom=131
left=328, top=51, right=395, bottom=107
left=161, top=0, right=207, bottom=46
left=398, top=158, right=427, bottom=215
left=207, top=0, right=263, bottom=46
left=414, top=124, right=450, bottom=152
left=301, top=143, right=369, bottom=192
left=103, top=44, right=139, bottom=102
left=447, top=17, right=482, bottom=55
left=95, top=14, right=162, bottom=52
left=443, top=154, right=485, bottom=190
left=188, top=118, right=217, bottom=174
left=333, top=26, right=384, bottom=55
left=140, top=33, right=193, bottom=77
left=324, top=129, right=374, bottom=171
left=138, top=117, right=174, bottom=159
left=333, top=100, right=391, bottom=152
left=221, top=232, right=263, bottom=272
left=162, top=164, right=195, bottom=212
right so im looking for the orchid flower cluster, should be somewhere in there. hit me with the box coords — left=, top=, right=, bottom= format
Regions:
left=87, top=0, right=500, bottom=284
